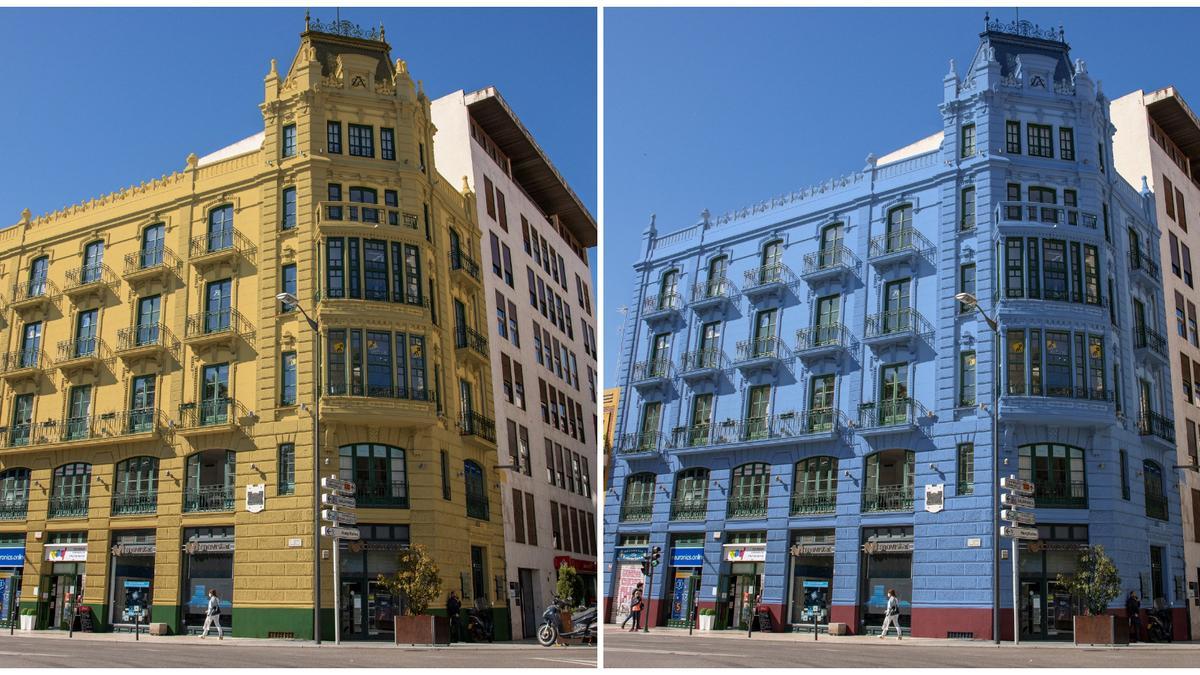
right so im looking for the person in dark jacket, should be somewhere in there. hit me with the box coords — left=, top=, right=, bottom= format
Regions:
left=1126, top=591, right=1141, bottom=643
left=622, top=583, right=644, bottom=631
left=446, top=592, right=462, bottom=642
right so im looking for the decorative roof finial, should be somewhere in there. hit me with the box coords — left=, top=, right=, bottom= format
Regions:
left=380, top=23, right=386, bottom=42
left=19, top=208, right=31, bottom=225
left=700, top=208, right=711, bottom=225
left=186, top=153, right=198, bottom=169
left=461, top=176, right=471, bottom=193
left=984, top=11, right=989, bottom=27
left=268, top=58, right=277, bottom=77
left=305, top=9, right=310, bottom=31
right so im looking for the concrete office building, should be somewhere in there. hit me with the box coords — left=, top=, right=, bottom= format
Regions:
left=604, top=20, right=1188, bottom=640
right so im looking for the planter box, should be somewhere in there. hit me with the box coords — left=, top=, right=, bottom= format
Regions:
left=561, top=610, right=574, bottom=635
left=827, top=622, right=849, bottom=635
left=394, top=615, right=450, bottom=645
left=19, top=615, right=34, bottom=631
left=698, top=614, right=715, bottom=631
left=1074, top=614, right=1128, bottom=645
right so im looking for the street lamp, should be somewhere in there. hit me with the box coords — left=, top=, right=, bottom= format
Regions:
left=956, top=292, right=1002, bottom=645
left=278, top=291, right=322, bottom=645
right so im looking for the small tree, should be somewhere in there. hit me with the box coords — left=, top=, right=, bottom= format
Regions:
left=556, top=563, right=585, bottom=608
left=377, top=544, right=443, bottom=616
left=1055, top=544, right=1122, bottom=616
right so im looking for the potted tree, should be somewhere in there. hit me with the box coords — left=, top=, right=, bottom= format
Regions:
left=699, top=608, right=716, bottom=631
left=1056, top=544, right=1124, bottom=645
left=377, top=544, right=447, bottom=645
left=19, top=608, right=36, bottom=632
left=555, top=563, right=584, bottom=639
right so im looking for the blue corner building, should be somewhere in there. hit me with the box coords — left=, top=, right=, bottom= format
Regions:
left=604, top=20, right=1188, bottom=641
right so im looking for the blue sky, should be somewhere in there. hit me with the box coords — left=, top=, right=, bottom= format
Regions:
left=604, top=6, right=1200, bottom=384
left=0, top=6, right=596, bottom=271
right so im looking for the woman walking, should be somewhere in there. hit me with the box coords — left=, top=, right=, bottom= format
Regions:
left=879, top=589, right=902, bottom=640
left=200, top=589, right=224, bottom=640
left=622, top=583, right=644, bottom=631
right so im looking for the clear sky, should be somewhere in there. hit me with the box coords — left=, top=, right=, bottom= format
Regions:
left=603, top=6, right=1200, bottom=385
left=0, top=6, right=597, bottom=271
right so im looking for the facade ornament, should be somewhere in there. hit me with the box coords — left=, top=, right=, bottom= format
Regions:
left=268, top=59, right=277, bottom=77
left=186, top=153, right=198, bottom=169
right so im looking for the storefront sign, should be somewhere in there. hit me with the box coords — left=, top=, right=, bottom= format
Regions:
left=670, top=547, right=704, bottom=567
left=790, top=543, right=834, bottom=556
left=615, top=547, right=648, bottom=561
left=246, top=484, right=265, bottom=513
left=553, top=556, right=598, bottom=573
left=862, top=541, right=914, bottom=554
left=347, top=540, right=409, bottom=553
left=110, top=543, right=156, bottom=557
left=0, top=546, right=24, bottom=567
left=723, top=545, right=766, bottom=562
left=924, top=484, right=944, bottom=513
left=1025, top=540, right=1087, bottom=553
left=44, top=544, right=87, bottom=562
left=184, top=541, right=235, bottom=555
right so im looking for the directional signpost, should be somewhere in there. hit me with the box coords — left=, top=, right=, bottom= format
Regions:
left=321, top=475, right=358, bottom=645
left=1000, top=475, right=1036, bottom=645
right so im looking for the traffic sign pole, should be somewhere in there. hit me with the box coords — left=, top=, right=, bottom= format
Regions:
left=1000, top=474, right=1037, bottom=646
left=321, top=475, right=359, bottom=646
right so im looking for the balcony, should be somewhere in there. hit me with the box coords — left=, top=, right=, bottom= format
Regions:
left=116, top=324, right=180, bottom=363
left=995, top=201, right=1098, bottom=230
left=862, top=308, right=933, bottom=351
left=867, top=227, right=934, bottom=269
left=183, top=309, right=253, bottom=349
left=29, top=410, right=164, bottom=447
left=801, top=245, right=860, bottom=283
left=861, top=485, right=914, bottom=513
left=317, top=201, right=416, bottom=238
left=1031, top=480, right=1088, bottom=509
left=1134, top=326, right=1169, bottom=365
left=1000, top=388, right=1114, bottom=427
left=0, top=349, right=47, bottom=383
left=1129, top=251, right=1161, bottom=286
left=111, top=491, right=158, bottom=516
left=631, top=358, right=674, bottom=394
left=733, top=336, right=792, bottom=374
left=614, top=431, right=671, bottom=456
left=466, top=494, right=490, bottom=520
left=790, top=491, right=837, bottom=516
left=857, top=398, right=929, bottom=435
left=726, top=495, right=768, bottom=519
left=0, top=502, right=26, bottom=521
left=675, top=410, right=847, bottom=451
left=123, top=246, right=181, bottom=286
left=47, top=494, right=90, bottom=519
left=63, top=263, right=117, bottom=302
left=449, top=250, right=482, bottom=285
left=320, top=382, right=438, bottom=428
left=183, top=485, right=235, bottom=513
left=460, top=411, right=497, bottom=444
left=688, top=278, right=738, bottom=313
left=356, top=480, right=410, bottom=508
left=176, top=399, right=249, bottom=436
left=678, top=349, right=728, bottom=384
left=742, top=264, right=798, bottom=303
left=0, top=424, right=33, bottom=449
left=795, top=323, right=854, bottom=362
left=9, top=280, right=56, bottom=315
left=55, top=337, right=108, bottom=375
left=1138, top=410, right=1176, bottom=447
left=455, top=326, right=490, bottom=362
left=1146, top=493, right=1169, bottom=521
left=189, top=229, right=255, bottom=268
left=642, top=293, right=683, bottom=324
left=619, top=499, right=653, bottom=522
left=669, top=498, right=708, bottom=521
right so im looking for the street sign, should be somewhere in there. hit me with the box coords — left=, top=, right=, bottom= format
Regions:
left=321, top=493, right=356, bottom=508
left=1001, top=477, right=1034, bottom=495
left=322, top=509, right=358, bottom=526
left=321, top=477, right=356, bottom=495
left=1001, top=492, right=1034, bottom=509
left=321, top=526, right=361, bottom=540
left=1001, top=509, right=1036, bottom=525
left=1001, top=526, right=1038, bottom=540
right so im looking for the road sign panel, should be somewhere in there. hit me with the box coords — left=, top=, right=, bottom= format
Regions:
left=321, top=493, right=356, bottom=508
left=1000, top=477, right=1034, bottom=495
left=1000, top=492, right=1034, bottom=509
left=321, top=526, right=360, bottom=540
left=321, top=477, right=356, bottom=495
left=322, top=509, right=358, bottom=525
left=1001, top=509, right=1035, bottom=525
left=1001, top=525, right=1038, bottom=540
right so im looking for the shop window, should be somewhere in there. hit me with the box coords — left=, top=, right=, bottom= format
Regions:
left=182, top=527, right=234, bottom=633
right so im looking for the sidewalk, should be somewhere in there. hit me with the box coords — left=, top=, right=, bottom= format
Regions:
left=0, top=630, right=558, bottom=649
left=621, top=626, right=1200, bottom=649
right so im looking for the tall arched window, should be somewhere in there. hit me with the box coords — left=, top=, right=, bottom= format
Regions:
left=27, top=255, right=48, bottom=297
left=792, top=457, right=838, bottom=515
left=658, top=269, right=679, bottom=309
left=819, top=223, right=844, bottom=267
left=464, top=460, right=489, bottom=520
left=1143, top=460, right=1167, bottom=520
left=207, top=204, right=234, bottom=253
left=728, top=463, right=770, bottom=518
left=621, top=472, right=656, bottom=522
left=340, top=443, right=408, bottom=507
left=0, top=468, right=30, bottom=520
left=112, top=457, right=159, bottom=515
left=1019, top=443, right=1087, bottom=508
left=81, top=240, right=105, bottom=283
left=705, top=257, right=729, bottom=297
left=140, top=223, right=165, bottom=268
left=863, top=450, right=914, bottom=512
left=671, top=468, right=709, bottom=520
left=885, top=205, right=913, bottom=253
left=184, top=450, right=235, bottom=512
left=49, top=463, right=91, bottom=519
left=759, top=240, right=783, bottom=284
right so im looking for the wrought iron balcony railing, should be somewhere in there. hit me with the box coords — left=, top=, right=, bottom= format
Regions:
left=669, top=498, right=708, bottom=521
left=614, top=431, right=671, bottom=455
left=858, top=398, right=929, bottom=430
left=460, top=411, right=497, bottom=443
left=619, top=499, right=654, bottom=522
left=1030, top=480, right=1088, bottom=508
left=864, top=308, right=933, bottom=341
left=466, top=494, right=490, bottom=520
left=1130, top=250, right=1160, bottom=281
left=111, top=490, right=158, bottom=516
left=631, top=358, right=674, bottom=383
left=743, top=263, right=798, bottom=294
left=123, top=246, right=181, bottom=277
left=454, top=326, right=489, bottom=357
left=734, top=336, right=791, bottom=363
left=177, top=399, right=246, bottom=429
left=867, top=226, right=934, bottom=260
left=1003, top=386, right=1113, bottom=404
left=184, top=308, right=253, bottom=341
left=48, top=494, right=90, bottom=519
left=795, top=323, right=852, bottom=354
left=183, top=485, right=235, bottom=513
left=325, top=381, right=436, bottom=403
left=64, top=263, right=117, bottom=292
left=996, top=201, right=1096, bottom=229
left=1138, top=410, right=1176, bottom=443
left=1134, top=326, right=1168, bottom=359
left=0, top=424, right=32, bottom=448
left=0, top=349, right=46, bottom=374
left=189, top=229, right=255, bottom=260
left=790, top=491, right=837, bottom=516
left=117, top=323, right=180, bottom=354
left=861, top=485, right=914, bottom=513
left=643, top=292, right=682, bottom=317
left=355, top=480, right=410, bottom=508
left=56, top=337, right=107, bottom=364
left=689, top=278, right=738, bottom=305
left=449, top=250, right=481, bottom=280
left=10, top=279, right=57, bottom=305
left=802, top=244, right=859, bottom=278
left=679, top=349, right=728, bottom=374
left=0, top=501, right=27, bottom=520
left=726, top=494, right=768, bottom=519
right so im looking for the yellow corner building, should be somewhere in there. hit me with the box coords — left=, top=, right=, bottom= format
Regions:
left=0, top=18, right=507, bottom=640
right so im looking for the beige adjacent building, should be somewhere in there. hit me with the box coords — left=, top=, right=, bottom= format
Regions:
left=1113, top=86, right=1200, bottom=637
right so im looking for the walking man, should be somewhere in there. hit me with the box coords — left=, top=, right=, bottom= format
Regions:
left=200, top=589, right=223, bottom=640
left=879, top=588, right=902, bottom=640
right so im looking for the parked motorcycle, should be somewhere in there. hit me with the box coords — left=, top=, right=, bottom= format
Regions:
left=467, top=607, right=494, bottom=643
left=1146, top=609, right=1173, bottom=643
left=537, top=598, right=597, bottom=647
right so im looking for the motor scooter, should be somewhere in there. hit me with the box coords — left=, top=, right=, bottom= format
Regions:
left=537, top=598, right=596, bottom=647
left=468, top=607, right=494, bottom=643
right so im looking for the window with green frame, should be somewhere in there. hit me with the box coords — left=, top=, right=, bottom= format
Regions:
left=464, top=460, right=489, bottom=520
left=49, top=463, right=91, bottom=518
left=956, top=443, right=974, bottom=495
left=671, top=468, right=709, bottom=520
left=0, top=468, right=29, bottom=519
left=726, top=531, right=766, bottom=544
left=112, top=457, right=158, bottom=515
left=619, top=533, right=649, bottom=546
left=792, top=456, right=837, bottom=514
left=278, top=443, right=295, bottom=495
left=339, top=443, right=408, bottom=507
left=620, top=473, right=655, bottom=521
left=1018, top=443, right=1086, bottom=507
left=959, top=351, right=977, bottom=406
left=728, top=463, right=769, bottom=517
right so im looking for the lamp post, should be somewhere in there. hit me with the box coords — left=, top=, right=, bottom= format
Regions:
left=956, top=292, right=1001, bottom=645
left=279, top=291, right=322, bottom=645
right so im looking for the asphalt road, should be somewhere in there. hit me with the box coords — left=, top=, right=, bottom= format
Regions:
left=0, top=634, right=596, bottom=668
left=603, top=628, right=1197, bottom=668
